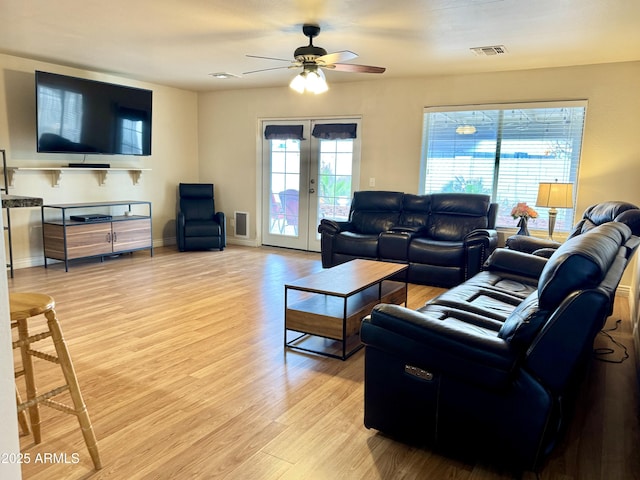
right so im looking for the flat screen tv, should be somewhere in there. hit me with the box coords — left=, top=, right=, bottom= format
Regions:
left=35, top=71, right=152, bottom=156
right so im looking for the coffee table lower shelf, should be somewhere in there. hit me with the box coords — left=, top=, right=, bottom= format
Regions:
left=285, top=280, right=407, bottom=360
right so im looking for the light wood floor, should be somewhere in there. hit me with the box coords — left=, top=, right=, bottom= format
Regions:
left=8, top=245, right=640, bottom=480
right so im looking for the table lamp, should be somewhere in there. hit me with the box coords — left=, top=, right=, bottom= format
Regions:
left=536, top=182, right=574, bottom=240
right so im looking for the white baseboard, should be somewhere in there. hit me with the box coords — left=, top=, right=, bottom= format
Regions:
left=162, top=236, right=258, bottom=248
left=227, top=237, right=259, bottom=247
left=159, top=237, right=175, bottom=247
left=11, top=255, right=47, bottom=269
left=617, top=284, right=630, bottom=297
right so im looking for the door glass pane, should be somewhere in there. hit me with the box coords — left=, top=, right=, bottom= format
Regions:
left=318, top=139, right=353, bottom=222
left=270, top=139, right=300, bottom=236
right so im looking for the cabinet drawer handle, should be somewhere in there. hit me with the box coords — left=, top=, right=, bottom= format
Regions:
left=106, top=233, right=111, bottom=243
left=113, top=232, right=117, bottom=243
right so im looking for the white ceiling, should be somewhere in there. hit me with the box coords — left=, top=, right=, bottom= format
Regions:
left=1, top=0, right=639, bottom=92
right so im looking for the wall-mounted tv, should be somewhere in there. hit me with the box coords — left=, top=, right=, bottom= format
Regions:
left=35, top=71, right=152, bottom=156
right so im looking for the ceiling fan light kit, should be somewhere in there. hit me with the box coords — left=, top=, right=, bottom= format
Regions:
left=245, top=23, right=385, bottom=94
left=290, top=68, right=328, bottom=94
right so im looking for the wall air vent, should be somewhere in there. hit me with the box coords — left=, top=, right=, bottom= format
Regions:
left=470, top=45, right=508, bottom=56
left=234, top=211, right=249, bottom=238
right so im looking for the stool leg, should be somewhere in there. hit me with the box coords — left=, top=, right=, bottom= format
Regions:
left=15, top=388, right=30, bottom=436
left=45, top=309, right=102, bottom=470
left=17, top=318, right=42, bottom=444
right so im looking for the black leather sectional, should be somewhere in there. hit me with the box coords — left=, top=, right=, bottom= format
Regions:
left=360, top=221, right=640, bottom=471
left=506, top=200, right=640, bottom=257
left=318, top=191, right=499, bottom=287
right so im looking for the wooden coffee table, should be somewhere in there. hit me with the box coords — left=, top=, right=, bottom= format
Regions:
left=284, top=259, right=408, bottom=360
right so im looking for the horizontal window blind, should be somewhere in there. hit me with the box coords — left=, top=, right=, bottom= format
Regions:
left=420, top=101, right=587, bottom=231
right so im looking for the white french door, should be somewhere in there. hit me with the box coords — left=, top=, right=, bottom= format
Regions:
left=261, top=118, right=361, bottom=252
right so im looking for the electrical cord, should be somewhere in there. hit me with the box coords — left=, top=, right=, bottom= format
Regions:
left=593, top=319, right=629, bottom=363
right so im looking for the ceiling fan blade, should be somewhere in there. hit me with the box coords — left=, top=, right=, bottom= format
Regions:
left=243, top=65, right=297, bottom=75
left=328, top=63, right=386, bottom=74
left=316, top=50, right=358, bottom=65
left=246, top=54, right=293, bottom=63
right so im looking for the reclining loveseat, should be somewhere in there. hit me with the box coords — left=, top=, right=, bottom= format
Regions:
left=360, top=221, right=639, bottom=471
left=318, top=191, right=498, bottom=287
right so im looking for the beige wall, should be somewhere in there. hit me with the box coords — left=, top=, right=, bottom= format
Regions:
left=3, top=56, right=639, bottom=264
left=0, top=53, right=200, bottom=267
left=199, top=61, right=640, bottom=245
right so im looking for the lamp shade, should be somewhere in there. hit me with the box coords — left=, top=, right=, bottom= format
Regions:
left=536, top=182, right=574, bottom=209
left=289, top=73, right=307, bottom=93
left=289, top=68, right=328, bottom=94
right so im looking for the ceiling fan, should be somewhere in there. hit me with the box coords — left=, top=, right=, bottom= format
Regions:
left=244, top=24, right=386, bottom=93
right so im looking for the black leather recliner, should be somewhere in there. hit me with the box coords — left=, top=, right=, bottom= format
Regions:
left=403, top=193, right=498, bottom=286
left=506, top=200, right=640, bottom=257
left=176, top=183, right=226, bottom=251
left=360, top=221, right=637, bottom=471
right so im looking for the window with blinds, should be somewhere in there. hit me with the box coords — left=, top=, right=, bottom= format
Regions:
left=420, top=101, right=587, bottom=231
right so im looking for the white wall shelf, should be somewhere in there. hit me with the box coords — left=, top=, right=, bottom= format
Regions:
left=4, top=167, right=151, bottom=187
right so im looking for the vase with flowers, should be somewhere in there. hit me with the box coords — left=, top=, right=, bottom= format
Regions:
left=510, top=202, right=538, bottom=236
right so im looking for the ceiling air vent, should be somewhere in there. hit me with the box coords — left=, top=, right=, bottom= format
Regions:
left=470, top=45, right=508, bottom=56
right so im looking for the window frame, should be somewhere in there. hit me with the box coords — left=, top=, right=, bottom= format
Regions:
left=419, top=100, right=588, bottom=232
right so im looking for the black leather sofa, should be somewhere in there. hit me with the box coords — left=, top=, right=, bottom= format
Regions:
left=318, top=191, right=498, bottom=287
left=360, top=221, right=639, bottom=471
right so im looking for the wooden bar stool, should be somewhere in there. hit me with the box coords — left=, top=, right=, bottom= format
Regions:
left=10, top=292, right=102, bottom=470
left=15, top=387, right=30, bottom=436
